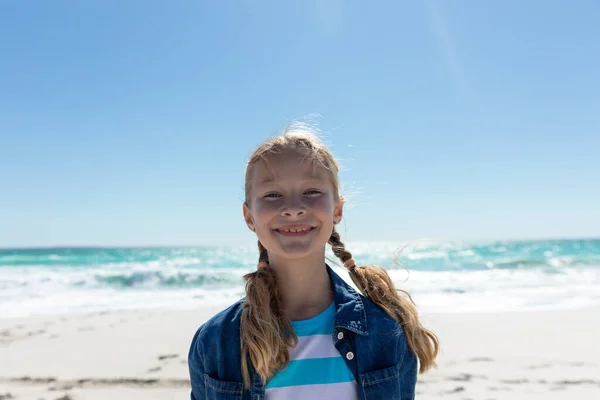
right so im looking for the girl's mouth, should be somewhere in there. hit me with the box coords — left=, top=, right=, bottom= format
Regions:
left=274, top=226, right=315, bottom=237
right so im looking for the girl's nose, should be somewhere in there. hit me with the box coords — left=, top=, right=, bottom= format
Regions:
left=281, top=197, right=307, bottom=218
left=282, top=208, right=306, bottom=218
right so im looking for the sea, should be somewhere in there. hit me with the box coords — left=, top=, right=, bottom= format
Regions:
left=1, top=239, right=599, bottom=318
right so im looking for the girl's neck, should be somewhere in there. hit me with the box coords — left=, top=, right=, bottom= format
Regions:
left=268, top=251, right=334, bottom=321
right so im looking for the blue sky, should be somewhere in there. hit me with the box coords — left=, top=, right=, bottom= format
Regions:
left=1, top=1, right=599, bottom=247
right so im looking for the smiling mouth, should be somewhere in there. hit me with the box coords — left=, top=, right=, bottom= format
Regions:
left=274, top=226, right=316, bottom=236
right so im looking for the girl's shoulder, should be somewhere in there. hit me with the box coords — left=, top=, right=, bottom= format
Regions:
left=188, top=300, right=247, bottom=388
left=360, top=293, right=407, bottom=338
left=189, top=299, right=245, bottom=351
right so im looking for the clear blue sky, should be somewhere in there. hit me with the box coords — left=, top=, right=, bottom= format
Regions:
left=1, top=1, right=599, bottom=247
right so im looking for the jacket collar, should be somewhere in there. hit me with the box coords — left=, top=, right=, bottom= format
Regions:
left=326, top=264, right=368, bottom=336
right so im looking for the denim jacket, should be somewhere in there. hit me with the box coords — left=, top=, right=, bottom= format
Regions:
left=188, top=265, right=417, bottom=400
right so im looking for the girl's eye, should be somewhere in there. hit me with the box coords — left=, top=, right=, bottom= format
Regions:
left=263, top=190, right=321, bottom=199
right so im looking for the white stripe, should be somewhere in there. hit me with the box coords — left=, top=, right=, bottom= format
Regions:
left=289, top=334, right=340, bottom=361
left=266, top=380, right=358, bottom=400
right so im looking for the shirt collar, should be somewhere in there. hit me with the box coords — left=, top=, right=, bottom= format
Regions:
left=326, top=264, right=368, bottom=336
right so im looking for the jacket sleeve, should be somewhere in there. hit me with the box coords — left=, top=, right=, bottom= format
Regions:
left=188, top=325, right=206, bottom=400
left=398, top=330, right=418, bottom=400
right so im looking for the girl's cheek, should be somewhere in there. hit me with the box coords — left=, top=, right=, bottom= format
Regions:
left=254, top=200, right=279, bottom=214
left=308, top=195, right=335, bottom=212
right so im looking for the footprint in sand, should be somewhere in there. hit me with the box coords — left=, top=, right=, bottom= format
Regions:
left=527, top=363, right=552, bottom=370
left=500, top=379, right=529, bottom=384
left=555, top=379, right=600, bottom=386
left=446, top=374, right=479, bottom=382
left=442, top=386, right=465, bottom=394
left=550, top=386, right=566, bottom=391
left=488, top=386, right=512, bottom=392
left=148, top=354, right=180, bottom=373
left=469, top=357, right=493, bottom=362
left=48, top=384, right=74, bottom=392
left=567, top=361, right=598, bottom=367
left=15, top=377, right=57, bottom=384
left=158, top=354, right=178, bottom=361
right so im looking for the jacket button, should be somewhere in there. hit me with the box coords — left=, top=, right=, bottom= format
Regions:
left=346, top=351, right=354, bottom=360
left=337, top=331, right=344, bottom=340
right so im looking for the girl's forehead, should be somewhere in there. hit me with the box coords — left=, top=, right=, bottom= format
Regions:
left=252, top=151, right=332, bottom=183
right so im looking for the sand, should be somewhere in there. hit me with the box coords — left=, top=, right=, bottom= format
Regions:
left=1, top=306, right=598, bottom=399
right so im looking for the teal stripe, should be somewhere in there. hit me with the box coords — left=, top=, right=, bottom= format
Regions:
left=293, top=322, right=333, bottom=337
left=266, top=358, right=354, bottom=388
left=291, top=301, right=336, bottom=337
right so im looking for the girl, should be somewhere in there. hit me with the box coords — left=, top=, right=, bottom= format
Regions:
left=188, top=124, right=438, bottom=400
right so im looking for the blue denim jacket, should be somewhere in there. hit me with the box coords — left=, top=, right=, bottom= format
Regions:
left=188, top=265, right=417, bottom=400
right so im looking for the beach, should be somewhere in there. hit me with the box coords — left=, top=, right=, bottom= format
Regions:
left=2, top=241, right=599, bottom=398
left=1, top=306, right=599, bottom=399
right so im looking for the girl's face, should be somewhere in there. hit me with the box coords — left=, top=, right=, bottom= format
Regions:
left=243, top=148, right=343, bottom=261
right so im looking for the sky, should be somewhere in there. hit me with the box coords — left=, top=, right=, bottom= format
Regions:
left=1, top=0, right=599, bottom=247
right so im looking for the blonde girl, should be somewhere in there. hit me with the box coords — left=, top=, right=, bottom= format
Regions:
left=188, top=124, right=438, bottom=400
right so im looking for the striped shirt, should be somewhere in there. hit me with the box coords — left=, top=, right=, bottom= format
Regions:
left=265, top=302, right=359, bottom=400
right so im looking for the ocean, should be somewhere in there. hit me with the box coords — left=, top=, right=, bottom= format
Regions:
left=1, top=239, right=599, bottom=318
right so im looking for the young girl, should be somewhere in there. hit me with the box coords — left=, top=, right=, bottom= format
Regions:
left=188, top=124, right=438, bottom=400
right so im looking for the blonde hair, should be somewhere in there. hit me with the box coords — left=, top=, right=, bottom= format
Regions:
left=241, top=123, right=438, bottom=388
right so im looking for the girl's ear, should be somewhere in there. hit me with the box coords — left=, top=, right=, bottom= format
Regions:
left=334, top=199, right=344, bottom=224
left=243, top=203, right=255, bottom=231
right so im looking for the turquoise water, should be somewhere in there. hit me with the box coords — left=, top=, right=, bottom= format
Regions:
left=1, top=239, right=599, bottom=317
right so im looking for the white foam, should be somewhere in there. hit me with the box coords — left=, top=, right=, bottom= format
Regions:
left=2, top=263, right=599, bottom=318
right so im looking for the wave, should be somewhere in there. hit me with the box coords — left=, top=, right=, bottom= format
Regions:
left=2, top=239, right=600, bottom=316
left=0, top=246, right=260, bottom=267
left=1, top=264, right=599, bottom=317
left=0, top=266, right=246, bottom=291
left=94, top=270, right=244, bottom=288
left=3, top=239, right=600, bottom=272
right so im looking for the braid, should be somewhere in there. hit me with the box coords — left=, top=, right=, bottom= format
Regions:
left=329, top=229, right=353, bottom=263
left=328, top=228, right=439, bottom=373
left=240, top=241, right=297, bottom=388
left=258, top=241, right=269, bottom=264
